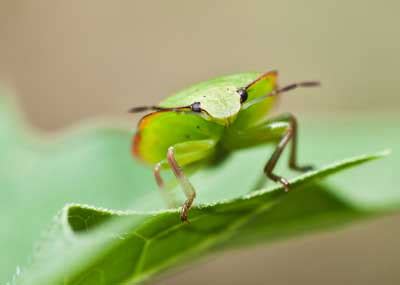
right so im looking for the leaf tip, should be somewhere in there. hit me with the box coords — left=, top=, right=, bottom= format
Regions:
left=378, top=148, right=392, bottom=157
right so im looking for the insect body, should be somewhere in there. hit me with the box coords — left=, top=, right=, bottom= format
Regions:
left=131, top=71, right=319, bottom=221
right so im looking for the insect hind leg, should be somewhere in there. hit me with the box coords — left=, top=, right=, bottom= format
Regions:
left=286, top=114, right=314, bottom=172
left=263, top=113, right=314, bottom=191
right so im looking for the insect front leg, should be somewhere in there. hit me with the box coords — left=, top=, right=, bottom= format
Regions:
left=156, top=139, right=216, bottom=222
left=167, top=146, right=197, bottom=222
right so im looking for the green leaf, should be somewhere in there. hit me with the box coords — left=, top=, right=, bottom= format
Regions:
left=16, top=151, right=386, bottom=285
left=0, top=90, right=398, bottom=285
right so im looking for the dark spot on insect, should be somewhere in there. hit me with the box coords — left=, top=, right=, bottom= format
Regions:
left=237, top=88, right=248, bottom=103
left=190, top=102, right=202, bottom=113
left=196, top=125, right=200, bottom=129
left=185, top=134, right=191, bottom=139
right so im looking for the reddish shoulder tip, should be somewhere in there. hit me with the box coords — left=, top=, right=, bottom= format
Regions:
left=268, top=70, right=279, bottom=77
left=265, top=70, right=279, bottom=83
left=132, top=131, right=141, bottom=158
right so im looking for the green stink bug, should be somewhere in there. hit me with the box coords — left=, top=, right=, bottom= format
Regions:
left=130, top=70, right=320, bottom=221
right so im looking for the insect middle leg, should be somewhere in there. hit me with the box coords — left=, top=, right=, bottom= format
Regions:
left=153, top=162, right=178, bottom=208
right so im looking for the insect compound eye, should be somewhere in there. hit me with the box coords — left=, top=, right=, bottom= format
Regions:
left=237, top=88, right=248, bottom=103
left=190, top=102, right=202, bottom=113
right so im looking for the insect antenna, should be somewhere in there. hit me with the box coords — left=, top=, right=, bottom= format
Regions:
left=128, top=106, right=167, bottom=113
left=277, top=81, right=320, bottom=94
left=128, top=104, right=196, bottom=113
left=242, top=80, right=321, bottom=109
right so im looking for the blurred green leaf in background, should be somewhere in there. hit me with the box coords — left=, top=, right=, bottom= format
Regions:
left=0, top=92, right=398, bottom=284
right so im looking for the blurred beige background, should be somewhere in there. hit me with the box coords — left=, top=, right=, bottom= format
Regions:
left=1, top=1, right=399, bottom=130
left=0, top=1, right=399, bottom=284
